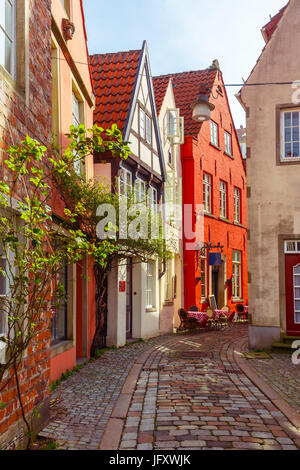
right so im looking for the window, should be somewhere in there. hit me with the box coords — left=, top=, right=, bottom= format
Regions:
left=72, top=91, right=82, bottom=175
left=146, top=262, right=155, bottom=308
left=281, top=110, right=300, bottom=160
left=285, top=241, right=300, bottom=253
left=234, top=187, right=241, bottom=223
left=168, top=149, right=172, bottom=166
left=119, top=167, right=132, bottom=197
left=51, top=261, right=68, bottom=345
left=203, top=173, right=212, bottom=214
left=210, top=121, right=219, bottom=147
left=145, top=114, right=151, bottom=144
left=0, top=247, right=8, bottom=337
left=0, top=0, right=16, bottom=78
left=139, top=108, right=145, bottom=139
left=220, top=181, right=227, bottom=218
left=135, top=177, right=146, bottom=203
left=167, top=109, right=178, bottom=139
left=201, top=257, right=207, bottom=300
left=224, top=131, right=232, bottom=155
left=140, top=107, right=151, bottom=144
left=232, top=250, right=242, bottom=299
left=148, top=186, right=158, bottom=213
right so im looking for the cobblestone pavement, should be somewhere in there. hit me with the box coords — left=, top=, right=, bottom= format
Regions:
left=41, top=325, right=300, bottom=450
left=119, top=325, right=300, bottom=450
left=40, top=337, right=173, bottom=450
left=242, top=349, right=300, bottom=414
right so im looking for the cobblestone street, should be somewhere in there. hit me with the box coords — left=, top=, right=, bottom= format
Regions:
left=41, top=325, right=300, bottom=450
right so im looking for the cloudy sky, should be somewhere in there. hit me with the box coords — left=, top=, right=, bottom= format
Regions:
left=83, top=0, right=287, bottom=128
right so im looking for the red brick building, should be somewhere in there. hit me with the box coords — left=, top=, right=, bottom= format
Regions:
left=155, top=63, right=248, bottom=314
left=0, top=0, right=52, bottom=449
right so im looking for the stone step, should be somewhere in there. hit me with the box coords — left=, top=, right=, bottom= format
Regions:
left=272, top=341, right=293, bottom=350
left=282, top=334, right=300, bottom=343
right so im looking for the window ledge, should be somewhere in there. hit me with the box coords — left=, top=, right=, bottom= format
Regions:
left=210, top=142, right=221, bottom=151
left=200, top=299, right=208, bottom=304
left=204, top=212, right=217, bottom=219
left=224, top=151, right=235, bottom=159
left=51, top=340, right=74, bottom=359
left=232, top=299, right=245, bottom=304
left=146, top=307, right=157, bottom=313
left=219, top=217, right=231, bottom=224
left=233, top=222, right=245, bottom=228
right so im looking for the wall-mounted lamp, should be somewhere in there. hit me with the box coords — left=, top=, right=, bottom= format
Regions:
left=191, top=93, right=215, bottom=123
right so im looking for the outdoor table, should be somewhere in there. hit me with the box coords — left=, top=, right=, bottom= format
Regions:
left=187, top=311, right=209, bottom=325
left=213, top=309, right=229, bottom=319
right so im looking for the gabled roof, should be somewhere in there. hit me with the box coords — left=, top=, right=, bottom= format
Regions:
left=90, top=41, right=167, bottom=182
left=154, top=68, right=218, bottom=136
left=261, top=3, right=289, bottom=43
left=90, top=49, right=142, bottom=134
left=152, top=76, right=171, bottom=116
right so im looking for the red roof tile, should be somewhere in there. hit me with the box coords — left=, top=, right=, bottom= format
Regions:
left=261, top=3, right=289, bottom=43
left=90, top=49, right=142, bottom=134
left=152, top=76, right=171, bottom=116
left=154, top=68, right=218, bottom=136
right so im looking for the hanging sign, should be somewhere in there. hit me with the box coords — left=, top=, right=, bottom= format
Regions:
left=209, top=252, right=222, bottom=266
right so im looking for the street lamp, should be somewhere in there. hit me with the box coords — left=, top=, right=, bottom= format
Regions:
left=191, top=93, right=215, bottom=122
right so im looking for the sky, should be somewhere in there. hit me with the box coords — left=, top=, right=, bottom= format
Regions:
left=83, top=0, right=288, bottom=129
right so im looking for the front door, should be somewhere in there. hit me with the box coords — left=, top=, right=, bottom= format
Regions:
left=285, top=250, right=300, bottom=335
left=126, top=258, right=133, bottom=339
left=212, top=268, right=219, bottom=307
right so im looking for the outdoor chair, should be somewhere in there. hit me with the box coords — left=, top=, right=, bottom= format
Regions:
left=218, top=306, right=230, bottom=329
left=206, top=309, right=217, bottom=329
left=178, top=308, right=198, bottom=331
left=189, top=305, right=199, bottom=312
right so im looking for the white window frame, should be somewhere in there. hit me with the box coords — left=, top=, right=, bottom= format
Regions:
left=203, top=173, right=212, bottom=214
left=148, top=186, right=158, bottom=214
left=135, top=177, right=146, bottom=203
left=232, top=250, right=242, bottom=299
left=224, top=131, right=232, bottom=155
left=220, top=180, right=227, bottom=219
left=201, top=256, right=207, bottom=301
left=281, top=109, right=300, bottom=161
left=119, top=167, right=132, bottom=197
left=72, top=90, right=83, bottom=176
left=146, top=262, right=156, bottom=309
left=145, top=114, right=151, bottom=144
left=139, top=107, right=145, bottom=140
left=284, top=240, right=300, bottom=254
left=234, top=187, right=241, bottom=224
left=0, top=0, right=16, bottom=79
left=210, top=120, right=219, bottom=147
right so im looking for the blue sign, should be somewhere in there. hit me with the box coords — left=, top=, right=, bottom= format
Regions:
left=209, top=252, right=222, bottom=266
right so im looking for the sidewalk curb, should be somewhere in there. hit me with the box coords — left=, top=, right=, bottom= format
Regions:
left=98, top=344, right=159, bottom=450
left=234, top=339, right=300, bottom=432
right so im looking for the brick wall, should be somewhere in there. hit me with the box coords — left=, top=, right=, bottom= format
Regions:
left=0, top=0, right=52, bottom=449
